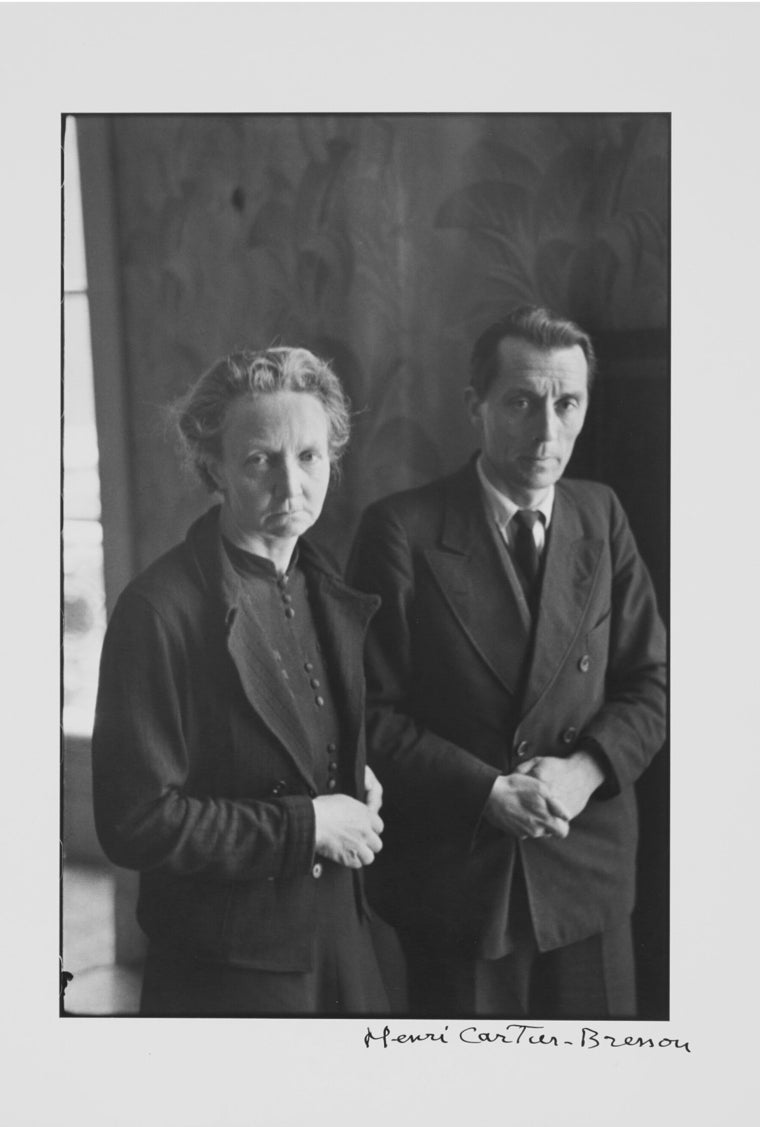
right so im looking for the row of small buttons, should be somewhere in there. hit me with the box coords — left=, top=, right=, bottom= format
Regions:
left=312, top=741, right=340, bottom=868
left=277, top=575, right=296, bottom=620
left=272, top=575, right=332, bottom=885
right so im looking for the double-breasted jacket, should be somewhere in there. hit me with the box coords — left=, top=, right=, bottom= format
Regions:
left=348, top=462, right=667, bottom=957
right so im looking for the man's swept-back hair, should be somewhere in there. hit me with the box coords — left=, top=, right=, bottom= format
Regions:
left=174, top=347, right=351, bottom=493
left=469, top=305, right=597, bottom=398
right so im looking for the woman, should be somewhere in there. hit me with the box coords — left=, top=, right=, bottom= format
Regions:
left=91, top=347, right=388, bottom=1015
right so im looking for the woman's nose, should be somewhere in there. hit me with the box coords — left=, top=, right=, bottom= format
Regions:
left=275, top=457, right=302, bottom=499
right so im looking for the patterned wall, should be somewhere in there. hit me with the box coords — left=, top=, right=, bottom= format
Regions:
left=109, top=113, right=669, bottom=569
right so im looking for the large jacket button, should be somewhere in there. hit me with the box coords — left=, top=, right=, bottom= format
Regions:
left=561, top=726, right=577, bottom=746
left=312, top=862, right=323, bottom=879
left=578, top=654, right=591, bottom=673
left=515, top=740, right=530, bottom=759
left=271, top=780, right=287, bottom=796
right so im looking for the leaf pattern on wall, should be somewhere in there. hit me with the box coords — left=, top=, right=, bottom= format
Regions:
left=112, top=113, right=668, bottom=563
left=246, top=136, right=356, bottom=334
left=434, top=116, right=668, bottom=332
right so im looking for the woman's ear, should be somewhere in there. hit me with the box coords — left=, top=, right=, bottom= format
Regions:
left=203, top=458, right=226, bottom=495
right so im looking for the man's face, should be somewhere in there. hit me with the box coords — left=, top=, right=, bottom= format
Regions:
left=466, top=338, right=589, bottom=506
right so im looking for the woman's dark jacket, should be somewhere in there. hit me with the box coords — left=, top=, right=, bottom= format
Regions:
left=91, top=506, right=380, bottom=972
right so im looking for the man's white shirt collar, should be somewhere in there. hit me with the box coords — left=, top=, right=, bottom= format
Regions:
left=475, top=455, right=554, bottom=536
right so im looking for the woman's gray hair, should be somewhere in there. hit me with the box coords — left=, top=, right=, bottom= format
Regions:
left=173, top=347, right=351, bottom=493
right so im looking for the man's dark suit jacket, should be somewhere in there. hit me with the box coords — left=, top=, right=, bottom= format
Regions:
left=348, top=461, right=667, bottom=959
left=91, top=505, right=380, bottom=972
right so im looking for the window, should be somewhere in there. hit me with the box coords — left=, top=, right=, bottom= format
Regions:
left=63, top=117, right=106, bottom=737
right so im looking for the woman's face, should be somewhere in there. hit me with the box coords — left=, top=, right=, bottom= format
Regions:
left=212, top=391, right=332, bottom=553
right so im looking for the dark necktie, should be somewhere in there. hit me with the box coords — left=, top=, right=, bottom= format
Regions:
left=512, top=509, right=544, bottom=596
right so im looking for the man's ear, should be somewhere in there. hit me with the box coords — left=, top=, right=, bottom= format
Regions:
left=464, top=386, right=483, bottom=431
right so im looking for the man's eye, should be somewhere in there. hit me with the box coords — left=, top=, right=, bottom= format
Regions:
left=246, top=454, right=268, bottom=468
left=509, top=398, right=530, bottom=410
left=557, top=399, right=578, bottom=413
left=300, top=450, right=321, bottom=463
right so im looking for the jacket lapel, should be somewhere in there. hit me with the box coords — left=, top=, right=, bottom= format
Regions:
left=423, top=466, right=531, bottom=696
left=226, top=596, right=317, bottom=787
left=186, top=507, right=377, bottom=790
left=520, top=486, right=604, bottom=718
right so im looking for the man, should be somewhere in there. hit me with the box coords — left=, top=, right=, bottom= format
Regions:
left=348, top=306, right=666, bottom=1018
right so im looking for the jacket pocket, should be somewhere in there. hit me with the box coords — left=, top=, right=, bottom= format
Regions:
left=219, top=872, right=318, bottom=972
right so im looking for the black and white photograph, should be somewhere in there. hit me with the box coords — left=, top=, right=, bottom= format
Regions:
left=3, top=3, right=759, bottom=1125
left=61, top=111, right=669, bottom=1021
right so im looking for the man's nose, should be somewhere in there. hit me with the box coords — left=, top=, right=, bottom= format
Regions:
left=534, top=403, right=559, bottom=443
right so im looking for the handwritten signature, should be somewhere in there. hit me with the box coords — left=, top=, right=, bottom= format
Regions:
left=364, top=1024, right=691, bottom=1053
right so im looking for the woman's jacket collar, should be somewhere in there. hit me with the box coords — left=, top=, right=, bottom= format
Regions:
left=183, top=504, right=380, bottom=624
